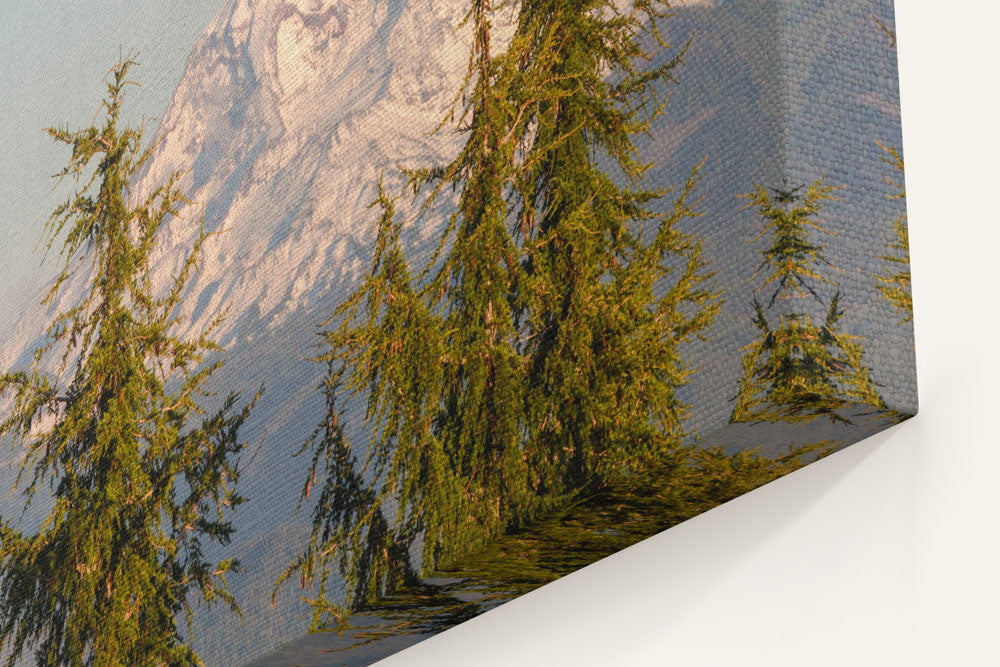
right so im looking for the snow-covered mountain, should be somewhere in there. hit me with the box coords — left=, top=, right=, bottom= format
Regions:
left=0, top=0, right=912, bottom=663
left=135, top=0, right=475, bottom=338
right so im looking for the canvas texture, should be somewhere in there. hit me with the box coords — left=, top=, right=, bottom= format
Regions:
left=0, top=1, right=914, bottom=665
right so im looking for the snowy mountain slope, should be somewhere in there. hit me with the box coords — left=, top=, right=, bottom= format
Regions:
left=0, top=1, right=911, bottom=663
left=134, top=0, right=473, bottom=337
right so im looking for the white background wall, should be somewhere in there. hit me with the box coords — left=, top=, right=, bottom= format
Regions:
left=379, top=1, right=1000, bottom=665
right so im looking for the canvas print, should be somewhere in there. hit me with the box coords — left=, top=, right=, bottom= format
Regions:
left=0, top=0, right=915, bottom=665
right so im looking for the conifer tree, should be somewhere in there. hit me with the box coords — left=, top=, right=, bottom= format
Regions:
left=280, top=0, right=719, bottom=624
left=731, top=183, right=884, bottom=425
left=510, top=0, right=718, bottom=497
left=0, top=57, right=258, bottom=666
left=872, top=13, right=912, bottom=324
left=874, top=143, right=912, bottom=322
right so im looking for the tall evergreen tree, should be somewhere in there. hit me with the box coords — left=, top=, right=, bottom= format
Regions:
left=0, top=58, right=258, bottom=666
left=279, top=0, right=720, bottom=625
left=731, top=183, right=884, bottom=425
left=511, top=0, right=717, bottom=497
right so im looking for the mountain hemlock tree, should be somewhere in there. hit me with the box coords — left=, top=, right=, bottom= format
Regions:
left=0, top=58, right=258, bottom=666
left=872, top=16, right=912, bottom=323
left=278, top=0, right=720, bottom=627
left=874, top=143, right=912, bottom=322
left=730, top=183, right=885, bottom=425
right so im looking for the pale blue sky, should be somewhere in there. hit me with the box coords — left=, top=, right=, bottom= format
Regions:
left=0, top=0, right=223, bottom=330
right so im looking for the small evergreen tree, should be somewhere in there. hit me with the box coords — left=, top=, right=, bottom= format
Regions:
left=731, top=183, right=884, bottom=424
left=871, top=16, right=912, bottom=324
left=276, top=182, right=444, bottom=624
left=279, top=0, right=720, bottom=625
left=863, top=14, right=915, bottom=426
left=874, top=143, right=912, bottom=322
left=0, top=57, right=258, bottom=666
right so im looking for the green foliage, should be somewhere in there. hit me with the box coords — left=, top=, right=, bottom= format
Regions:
left=436, top=439, right=835, bottom=590
left=312, top=439, right=836, bottom=652
left=281, top=0, right=721, bottom=625
left=746, top=182, right=840, bottom=306
left=732, top=182, right=885, bottom=425
left=875, top=142, right=913, bottom=323
left=275, top=182, right=439, bottom=624
left=0, top=57, right=259, bottom=666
